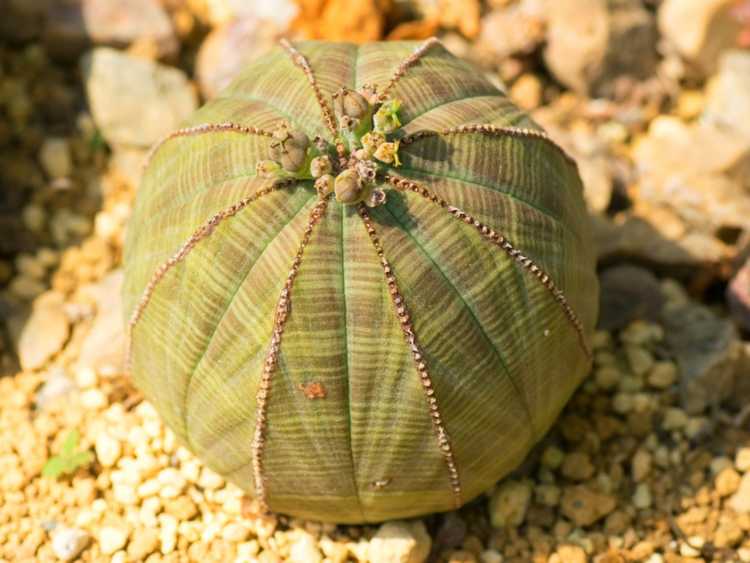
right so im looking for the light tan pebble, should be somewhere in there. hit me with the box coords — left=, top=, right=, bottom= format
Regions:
left=164, top=497, right=198, bottom=520
left=134, top=454, right=161, bottom=479
left=98, top=525, right=129, bottom=555
left=479, top=549, right=504, bottom=563
left=179, top=460, right=201, bottom=483
left=561, top=452, right=594, bottom=481
left=631, top=449, right=652, bottom=482
left=51, top=526, right=91, bottom=561
left=178, top=521, right=202, bottom=542
left=489, top=479, right=532, bottom=527
left=647, top=362, right=677, bottom=389
left=550, top=544, right=586, bottom=563
left=662, top=408, right=688, bottom=431
left=94, top=212, right=119, bottom=239
left=75, top=367, right=98, bottom=388
left=561, top=486, right=617, bottom=527
left=221, top=494, right=243, bottom=515
left=80, top=389, right=107, bottom=410
left=625, top=346, right=654, bottom=376
left=135, top=401, right=160, bottom=420
left=36, top=246, right=59, bottom=267
left=729, top=472, right=750, bottom=513
left=595, top=366, right=621, bottom=391
left=92, top=498, right=108, bottom=514
left=110, top=551, right=126, bottom=563
left=288, top=531, right=322, bottom=563
left=618, top=375, right=644, bottom=393
left=737, top=547, right=750, bottom=562
left=631, top=393, right=652, bottom=413
left=237, top=540, right=261, bottom=559
left=23, top=204, right=46, bottom=232
left=157, top=468, right=186, bottom=492
left=75, top=508, right=98, bottom=528
left=318, top=536, right=348, bottom=563
left=447, top=550, right=477, bottom=563
left=653, top=446, right=670, bottom=468
left=735, top=447, right=750, bottom=472
left=137, top=479, right=160, bottom=498
left=198, top=468, right=224, bottom=490
left=16, top=254, right=46, bottom=280
left=541, top=446, right=565, bottom=470
left=113, top=484, right=139, bottom=505
left=632, top=483, right=652, bottom=509
left=39, top=137, right=73, bottom=178
left=127, top=427, right=150, bottom=448
left=683, top=417, right=709, bottom=440
left=127, top=527, right=160, bottom=560
left=679, top=537, right=704, bottom=558
left=9, top=275, right=46, bottom=299
left=535, top=484, right=561, bottom=507
left=594, top=351, right=617, bottom=367
left=111, top=467, right=141, bottom=486
left=142, top=419, right=162, bottom=439
left=369, top=520, right=431, bottom=563
left=95, top=432, right=122, bottom=468
left=645, top=554, right=664, bottom=563
left=710, top=456, right=733, bottom=475
left=162, top=429, right=177, bottom=453
left=612, top=393, right=634, bottom=414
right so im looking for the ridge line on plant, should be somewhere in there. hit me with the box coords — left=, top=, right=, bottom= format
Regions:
left=400, top=124, right=577, bottom=166
left=142, top=123, right=275, bottom=171
left=384, top=173, right=593, bottom=360
left=125, top=180, right=294, bottom=372
left=251, top=197, right=331, bottom=514
left=279, top=38, right=339, bottom=141
left=358, top=204, right=463, bottom=509
left=378, top=37, right=442, bottom=102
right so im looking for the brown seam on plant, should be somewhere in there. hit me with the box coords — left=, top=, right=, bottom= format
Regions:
left=399, top=124, right=577, bottom=166
left=279, top=38, right=338, bottom=140
left=358, top=204, right=462, bottom=509
left=378, top=37, right=442, bottom=102
left=125, top=179, right=294, bottom=372
left=384, top=174, right=592, bottom=360
left=251, top=197, right=330, bottom=514
left=143, top=123, right=275, bottom=171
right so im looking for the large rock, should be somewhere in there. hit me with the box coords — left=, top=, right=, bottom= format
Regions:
left=663, top=302, right=745, bottom=414
left=704, top=51, right=750, bottom=142
left=196, top=17, right=279, bottom=100
left=477, top=1, right=546, bottom=61
left=543, top=0, right=658, bottom=95
left=76, top=270, right=126, bottom=374
left=43, top=0, right=178, bottom=60
left=658, top=0, right=744, bottom=78
left=191, top=0, right=298, bottom=27
left=17, top=291, right=70, bottom=371
left=82, top=48, right=198, bottom=148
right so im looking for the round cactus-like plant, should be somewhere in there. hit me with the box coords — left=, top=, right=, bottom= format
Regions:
left=123, top=39, right=599, bottom=523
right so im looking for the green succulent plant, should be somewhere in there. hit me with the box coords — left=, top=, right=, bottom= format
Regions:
left=123, top=39, right=598, bottom=523
left=42, top=429, right=93, bottom=479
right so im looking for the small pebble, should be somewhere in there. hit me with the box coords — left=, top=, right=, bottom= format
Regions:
left=39, top=137, right=73, bottom=178
left=647, top=361, right=677, bottom=389
left=561, top=452, right=594, bottom=481
left=98, top=525, right=129, bottom=555
left=736, top=447, right=750, bottom=472
left=488, top=480, right=531, bottom=527
left=95, top=432, right=122, bottom=468
left=632, top=483, right=652, bottom=509
left=631, top=449, right=652, bottom=482
left=51, top=527, right=91, bottom=561
left=662, top=408, right=688, bottom=431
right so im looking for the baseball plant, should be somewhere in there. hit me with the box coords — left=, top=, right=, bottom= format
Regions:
left=123, top=39, right=598, bottom=523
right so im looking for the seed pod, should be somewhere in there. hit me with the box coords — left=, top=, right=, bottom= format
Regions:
left=269, top=122, right=310, bottom=172
left=334, top=168, right=365, bottom=204
left=314, top=174, right=334, bottom=197
left=333, top=87, right=370, bottom=120
left=125, top=40, right=598, bottom=525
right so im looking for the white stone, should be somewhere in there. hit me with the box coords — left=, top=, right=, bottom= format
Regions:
left=98, top=526, right=129, bottom=555
left=51, top=527, right=91, bottom=561
left=80, top=389, right=107, bottom=410
left=735, top=447, right=750, bottom=472
left=369, top=520, right=431, bottom=563
left=95, top=432, right=122, bottom=467
left=288, top=531, right=323, bottom=563
left=39, top=137, right=73, bottom=178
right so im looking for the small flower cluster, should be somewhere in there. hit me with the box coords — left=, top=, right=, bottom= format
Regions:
left=256, top=85, right=404, bottom=208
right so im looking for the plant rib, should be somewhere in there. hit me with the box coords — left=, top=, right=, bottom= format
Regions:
left=126, top=180, right=293, bottom=372
left=143, top=123, right=275, bottom=171
left=251, top=197, right=330, bottom=514
left=400, top=124, right=577, bottom=166
left=378, top=37, right=441, bottom=102
left=358, top=204, right=463, bottom=509
left=384, top=173, right=592, bottom=360
left=279, top=38, right=339, bottom=140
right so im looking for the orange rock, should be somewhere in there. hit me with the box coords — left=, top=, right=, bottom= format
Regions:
left=292, top=0, right=392, bottom=42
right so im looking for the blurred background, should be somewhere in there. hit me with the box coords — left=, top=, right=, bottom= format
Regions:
left=1, top=1, right=750, bottom=562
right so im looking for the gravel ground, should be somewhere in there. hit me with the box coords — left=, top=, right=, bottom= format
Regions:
left=1, top=1, right=750, bottom=562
